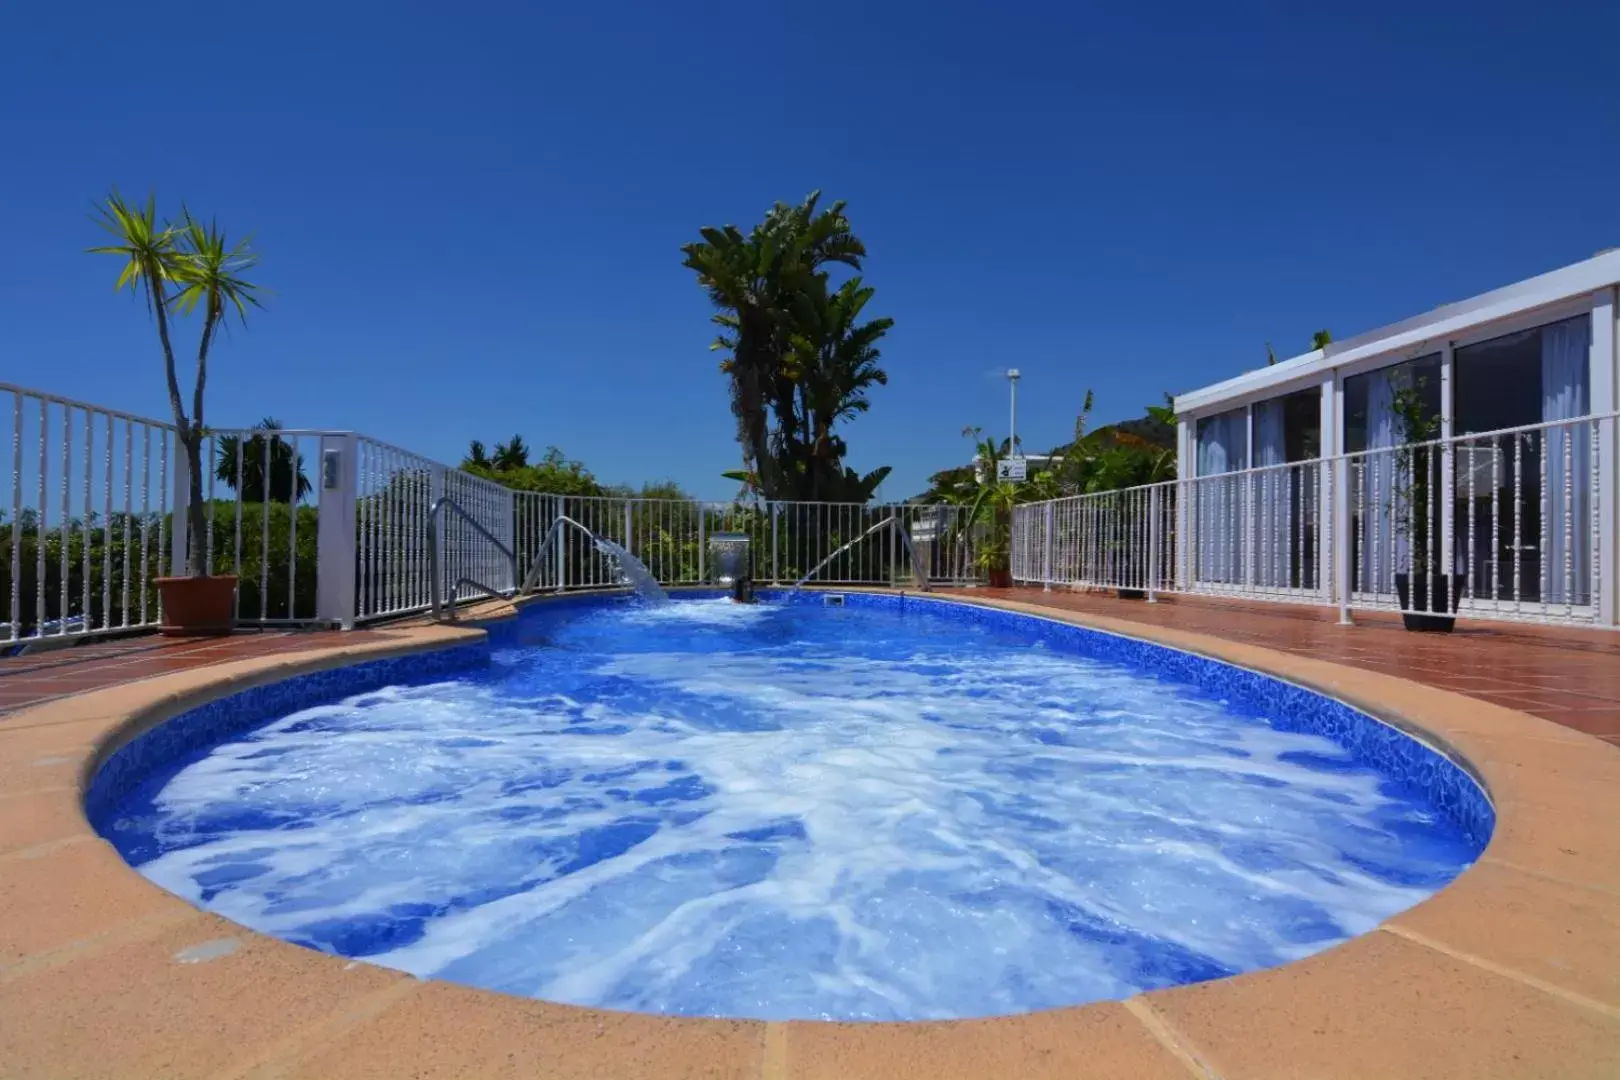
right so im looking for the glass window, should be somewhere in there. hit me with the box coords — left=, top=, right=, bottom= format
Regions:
left=1343, top=354, right=1440, bottom=453
left=1454, top=315, right=1589, bottom=436
left=1195, top=407, right=1247, bottom=475
left=1254, top=388, right=1322, bottom=466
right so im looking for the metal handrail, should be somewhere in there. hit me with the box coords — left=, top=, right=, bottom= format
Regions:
left=791, top=515, right=929, bottom=591
left=429, top=496, right=519, bottom=621
left=516, top=514, right=602, bottom=595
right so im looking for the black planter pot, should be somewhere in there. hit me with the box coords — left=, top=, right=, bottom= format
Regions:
left=1116, top=588, right=1146, bottom=600
left=1394, top=572, right=1464, bottom=633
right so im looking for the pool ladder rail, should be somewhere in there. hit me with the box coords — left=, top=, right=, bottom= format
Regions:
left=427, top=501, right=604, bottom=622
left=790, top=515, right=929, bottom=593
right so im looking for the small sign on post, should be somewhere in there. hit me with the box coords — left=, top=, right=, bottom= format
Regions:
left=997, top=456, right=1027, bottom=482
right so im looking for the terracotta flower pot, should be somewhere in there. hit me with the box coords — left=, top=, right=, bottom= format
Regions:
left=987, top=569, right=1013, bottom=588
left=156, top=575, right=238, bottom=637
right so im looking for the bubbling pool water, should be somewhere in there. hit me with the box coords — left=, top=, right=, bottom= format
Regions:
left=104, top=597, right=1479, bottom=1020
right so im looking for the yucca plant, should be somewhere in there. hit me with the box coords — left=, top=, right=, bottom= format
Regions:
left=91, top=192, right=261, bottom=633
left=91, top=192, right=261, bottom=579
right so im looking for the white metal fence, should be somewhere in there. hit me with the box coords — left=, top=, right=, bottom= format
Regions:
left=1345, top=415, right=1606, bottom=623
left=3, top=384, right=179, bottom=643
left=13, top=377, right=1611, bottom=647
left=354, top=437, right=514, bottom=623
left=197, top=425, right=325, bottom=625
left=4, top=379, right=983, bottom=647
left=1014, top=413, right=1615, bottom=628
left=513, top=496, right=980, bottom=593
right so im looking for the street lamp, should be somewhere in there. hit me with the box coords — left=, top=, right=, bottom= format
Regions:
left=1006, top=368, right=1021, bottom=457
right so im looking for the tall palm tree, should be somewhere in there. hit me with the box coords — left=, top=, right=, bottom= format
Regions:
left=682, top=192, right=866, bottom=499
left=791, top=277, right=892, bottom=499
left=216, top=418, right=311, bottom=503
left=91, top=193, right=261, bottom=576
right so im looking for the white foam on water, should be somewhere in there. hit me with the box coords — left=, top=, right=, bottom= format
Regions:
left=115, top=602, right=1474, bottom=1021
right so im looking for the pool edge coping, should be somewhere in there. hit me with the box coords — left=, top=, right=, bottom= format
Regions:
left=2, top=591, right=1617, bottom=1079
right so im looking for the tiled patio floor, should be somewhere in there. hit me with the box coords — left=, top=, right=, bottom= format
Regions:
left=963, top=588, right=1620, bottom=747
left=0, top=630, right=391, bottom=716
left=5, top=594, right=1620, bottom=749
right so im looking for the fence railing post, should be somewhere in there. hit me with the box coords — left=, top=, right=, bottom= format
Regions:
left=1042, top=501, right=1054, bottom=592
left=1594, top=290, right=1618, bottom=627
left=314, top=433, right=358, bottom=629
left=1147, top=485, right=1161, bottom=602
left=1243, top=469, right=1255, bottom=593
left=1175, top=479, right=1190, bottom=591
left=1321, top=453, right=1334, bottom=608
left=697, top=505, right=707, bottom=583
left=771, top=502, right=779, bottom=583
left=1334, top=454, right=1353, bottom=624
left=553, top=495, right=566, bottom=591
left=889, top=502, right=899, bottom=585
left=1603, top=415, right=1618, bottom=627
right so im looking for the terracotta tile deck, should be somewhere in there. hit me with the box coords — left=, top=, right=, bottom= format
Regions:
left=9, top=592, right=1620, bottom=745
left=0, top=630, right=393, bottom=717
left=957, top=588, right=1620, bottom=747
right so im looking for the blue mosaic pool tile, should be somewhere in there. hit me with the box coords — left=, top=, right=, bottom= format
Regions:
left=85, top=641, right=490, bottom=827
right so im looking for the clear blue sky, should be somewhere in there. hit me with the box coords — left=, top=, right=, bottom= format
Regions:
left=4, top=1, right=1617, bottom=500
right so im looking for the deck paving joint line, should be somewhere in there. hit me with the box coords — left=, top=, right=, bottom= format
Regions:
left=0, top=906, right=202, bottom=986
left=220, top=977, right=426, bottom=1080
left=1377, top=925, right=1620, bottom=1019
left=1122, top=997, right=1219, bottom=1079
left=0, top=710, right=125, bottom=733
left=1479, top=854, right=1620, bottom=898
left=759, top=1021, right=788, bottom=1080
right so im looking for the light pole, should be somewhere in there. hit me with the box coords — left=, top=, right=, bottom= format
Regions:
left=1006, top=368, right=1021, bottom=458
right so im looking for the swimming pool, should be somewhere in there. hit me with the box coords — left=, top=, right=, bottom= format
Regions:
left=92, top=592, right=1490, bottom=1022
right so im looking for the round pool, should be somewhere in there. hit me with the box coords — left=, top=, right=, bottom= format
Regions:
left=95, top=593, right=1488, bottom=1021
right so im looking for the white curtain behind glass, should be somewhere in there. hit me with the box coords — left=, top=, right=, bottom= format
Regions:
left=1541, top=315, right=1591, bottom=606
left=1253, top=401, right=1287, bottom=587
left=1357, top=366, right=1404, bottom=596
left=1195, top=409, right=1247, bottom=585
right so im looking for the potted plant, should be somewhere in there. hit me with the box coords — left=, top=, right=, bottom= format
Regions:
left=1390, top=376, right=1463, bottom=632
left=975, top=535, right=1013, bottom=588
left=970, top=478, right=1023, bottom=588
left=91, top=192, right=261, bottom=635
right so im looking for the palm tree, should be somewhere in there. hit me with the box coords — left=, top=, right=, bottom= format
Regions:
left=682, top=192, right=866, bottom=499
left=91, top=193, right=260, bottom=576
left=216, top=419, right=311, bottom=503
left=464, top=440, right=490, bottom=468
left=787, top=277, right=892, bottom=499
left=491, top=435, right=530, bottom=471
left=89, top=193, right=189, bottom=567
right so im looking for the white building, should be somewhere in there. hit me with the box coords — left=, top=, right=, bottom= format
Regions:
left=1012, top=250, right=1620, bottom=630
left=1171, top=249, right=1620, bottom=626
